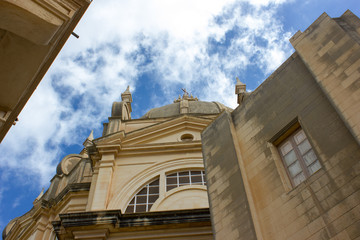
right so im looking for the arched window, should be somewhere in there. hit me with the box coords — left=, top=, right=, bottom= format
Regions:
left=124, top=169, right=207, bottom=213
left=166, top=170, right=206, bottom=191
left=125, top=178, right=160, bottom=213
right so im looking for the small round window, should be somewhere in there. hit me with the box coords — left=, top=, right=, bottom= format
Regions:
left=180, top=134, right=194, bottom=142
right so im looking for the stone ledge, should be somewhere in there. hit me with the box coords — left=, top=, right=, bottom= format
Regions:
left=52, top=208, right=211, bottom=238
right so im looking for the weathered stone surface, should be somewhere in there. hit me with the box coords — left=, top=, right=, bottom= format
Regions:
left=202, top=111, right=257, bottom=240
left=0, top=0, right=91, bottom=143
left=291, top=10, right=360, bottom=145
left=201, top=11, right=360, bottom=240
left=53, top=209, right=212, bottom=240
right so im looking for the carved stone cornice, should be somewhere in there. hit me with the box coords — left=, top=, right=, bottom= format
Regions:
left=52, top=208, right=211, bottom=239
left=41, top=182, right=91, bottom=208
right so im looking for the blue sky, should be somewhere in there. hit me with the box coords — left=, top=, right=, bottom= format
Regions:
left=0, top=0, right=359, bottom=231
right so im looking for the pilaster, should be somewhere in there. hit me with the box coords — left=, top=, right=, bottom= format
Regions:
left=90, top=153, right=116, bottom=210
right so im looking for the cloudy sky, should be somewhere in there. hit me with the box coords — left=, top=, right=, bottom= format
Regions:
left=0, top=0, right=358, bottom=231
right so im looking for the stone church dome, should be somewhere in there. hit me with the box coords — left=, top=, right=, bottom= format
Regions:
left=141, top=92, right=232, bottom=119
left=110, top=87, right=232, bottom=120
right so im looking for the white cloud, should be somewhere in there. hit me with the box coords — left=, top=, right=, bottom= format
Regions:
left=0, top=0, right=294, bottom=189
left=12, top=196, right=22, bottom=209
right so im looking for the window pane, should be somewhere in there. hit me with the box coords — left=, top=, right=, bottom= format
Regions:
left=191, top=171, right=201, bottom=175
left=168, top=173, right=177, bottom=177
left=277, top=127, right=321, bottom=188
left=191, top=175, right=202, bottom=183
left=179, top=176, right=190, bottom=184
left=136, top=204, right=146, bottom=212
left=149, top=186, right=159, bottom=194
left=288, top=161, right=302, bottom=177
left=150, top=179, right=159, bottom=186
left=129, top=198, right=135, bottom=204
left=280, top=141, right=293, bottom=155
left=294, top=130, right=306, bottom=144
left=138, top=188, right=147, bottom=195
left=308, top=160, right=321, bottom=175
left=179, top=171, right=189, bottom=176
left=125, top=205, right=134, bottom=213
left=303, top=150, right=317, bottom=166
left=297, top=140, right=311, bottom=154
left=166, top=177, right=177, bottom=184
left=148, top=195, right=159, bottom=203
left=283, top=150, right=297, bottom=166
left=136, top=195, right=147, bottom=204
left=293, top=172, right=306, bottom=186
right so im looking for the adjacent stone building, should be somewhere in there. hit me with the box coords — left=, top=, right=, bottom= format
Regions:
left=202, top=10, right=360, bottom=240
left=3, top=10, right=360, bottom=240
left=0, top=0, right=91, bottom=142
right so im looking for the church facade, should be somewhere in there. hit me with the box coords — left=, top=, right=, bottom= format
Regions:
left=3, top=87, right=229, bottom=239
left=3, top=10, right=360, bottom=240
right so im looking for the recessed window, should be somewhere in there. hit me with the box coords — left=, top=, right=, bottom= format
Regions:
left=124, top=169, right=207, bottom=213
left=125, top=178, right=160, bottom=213
left=166, top=170, right=206, bottom=191
left=180, top=134, right=194, bottom=142
left=278, top=128, right=321, bottom=186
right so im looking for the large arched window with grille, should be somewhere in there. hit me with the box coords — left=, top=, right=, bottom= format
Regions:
left=124, top=169, right=207, bottom=213
left=125, top=178, right=160, bottom=213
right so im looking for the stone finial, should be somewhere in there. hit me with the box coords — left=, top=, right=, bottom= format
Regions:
left=235, top=77, right=246, bottom=94
left=235, top=77, right=247, bottom=105
left=123, top=85, right=130, bottom=93
left=121, top=86, right=132, bottom=102
left=121, top=86, right=133, bottom=112
left=81, top=130, right=94, bottom=156
left=88, top=130, right=94, bottom=140
left=83, top=130, right=94, bottom=146
left=33, top=188, right=44, bottom=204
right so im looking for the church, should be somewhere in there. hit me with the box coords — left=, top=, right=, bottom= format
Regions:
left=3, top=10, right=360, bottom=240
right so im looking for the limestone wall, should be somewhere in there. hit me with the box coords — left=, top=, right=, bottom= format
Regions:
left=233, top=51, right=360, bottom=239
left=203, top=47, right=360, bottom=239
left=202, top=11, right=360, bottom=238
left=291, top=10, right=360, bottom=145
left=202, top=111, right=257, bottom=240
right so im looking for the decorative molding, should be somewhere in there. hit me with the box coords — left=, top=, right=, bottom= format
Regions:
left=52, top=208, right=211, bottom=230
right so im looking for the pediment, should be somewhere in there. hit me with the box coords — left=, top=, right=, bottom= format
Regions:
left=93, top=115, right=213, bottom=147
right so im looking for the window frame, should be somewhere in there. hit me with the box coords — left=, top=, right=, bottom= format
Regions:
left=277, top=127, right=321, bottom=187
left=125, top=178, right=160, bottom=213
left=165, top=170, right=206, bottom=192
